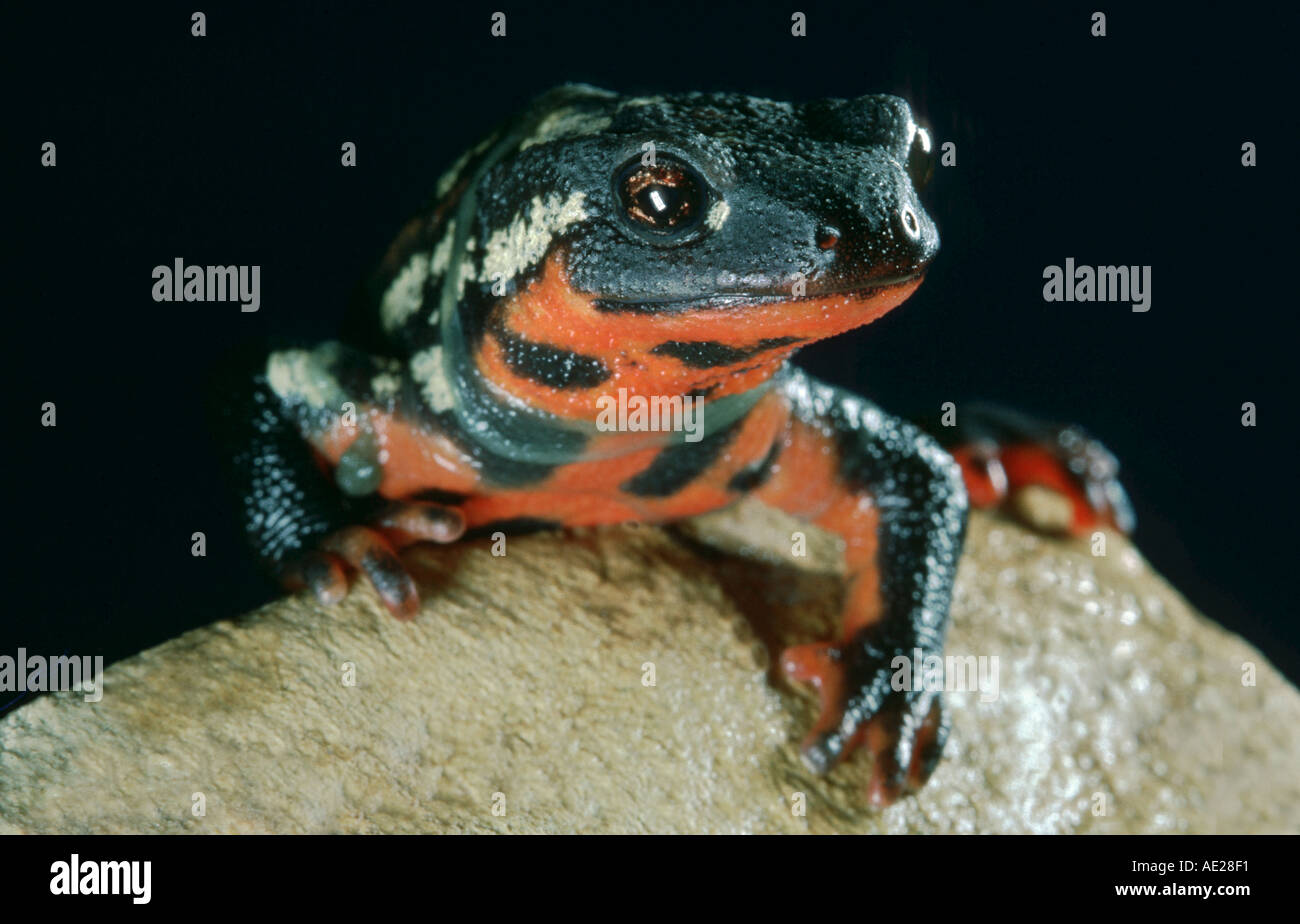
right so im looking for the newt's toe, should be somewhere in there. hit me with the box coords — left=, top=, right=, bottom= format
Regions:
left=282, top=549, right=349, bottom=606
left=376, top=501, right=466, bottom=545
left=322, top=526, right=421, bottom=619
left=783, top=634, right=950, bottom=806
left=781, top=641, right=851, bottom=772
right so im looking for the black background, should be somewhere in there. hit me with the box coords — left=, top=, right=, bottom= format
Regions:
left=5, top=1, right=1297, bottom=703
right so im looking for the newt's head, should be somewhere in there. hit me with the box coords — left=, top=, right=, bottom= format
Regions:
left=379, top=85, right=938, bottom=420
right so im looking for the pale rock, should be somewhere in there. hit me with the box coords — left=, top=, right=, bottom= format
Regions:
left=1, top=505, right=1296, bottom=833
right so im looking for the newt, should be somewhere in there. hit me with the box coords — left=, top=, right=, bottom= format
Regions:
left=216, top=85, right=1131, bottom=805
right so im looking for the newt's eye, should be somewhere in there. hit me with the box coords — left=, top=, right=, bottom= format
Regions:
left=617, top=158, right=705, bottom=233
left=906, top=126, right=935, bottom=192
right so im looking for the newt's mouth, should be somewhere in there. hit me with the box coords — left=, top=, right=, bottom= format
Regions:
left=590, top=270, right=926, bottom=314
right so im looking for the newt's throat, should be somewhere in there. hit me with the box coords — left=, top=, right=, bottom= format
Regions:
left=473, top=250, right=923, bottom=423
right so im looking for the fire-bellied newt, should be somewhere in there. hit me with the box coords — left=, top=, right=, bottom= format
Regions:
left=217, top=85, right=1132, bottom=805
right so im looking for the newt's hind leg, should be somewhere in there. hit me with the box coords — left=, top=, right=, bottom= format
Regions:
left=936, top=403, right=1134, bottom=536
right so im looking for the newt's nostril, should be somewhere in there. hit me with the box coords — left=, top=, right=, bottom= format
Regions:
left=816, top=226, right=840, bottom=250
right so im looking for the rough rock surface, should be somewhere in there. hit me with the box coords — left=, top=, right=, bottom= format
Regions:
left=1, top=504, right=1297, bottom=833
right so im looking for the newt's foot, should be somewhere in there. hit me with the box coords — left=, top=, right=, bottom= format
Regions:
left=945, top=405, right=1134, bottom=535
left=782, top=634, right=949, bottom=806
left=280, top=501, right=464, bottom=620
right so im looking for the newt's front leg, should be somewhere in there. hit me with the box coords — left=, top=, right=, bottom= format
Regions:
left=756, top=370, right=968, bottom=805
left=213, top=343, right=467, bottom=618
